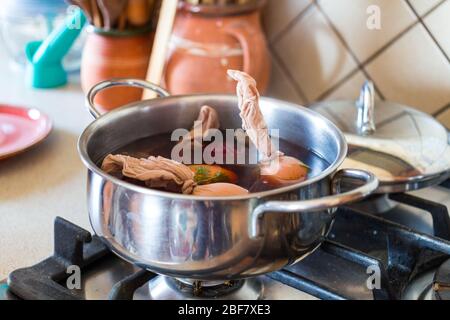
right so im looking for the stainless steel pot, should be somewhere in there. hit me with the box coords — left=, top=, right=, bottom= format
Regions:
left=78, top=79, right=379, bottom=281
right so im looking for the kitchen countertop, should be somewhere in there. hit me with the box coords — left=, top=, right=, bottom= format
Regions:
left=0, top=44, right=93, bottom=279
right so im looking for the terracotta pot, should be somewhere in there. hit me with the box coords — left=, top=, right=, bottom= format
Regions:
left=81, top=27, right=154, bottom=113
left=164, top=0, right=270, bottom=95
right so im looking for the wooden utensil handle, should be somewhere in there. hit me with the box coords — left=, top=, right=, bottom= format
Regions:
left=127, top=0, right=150, bottom=26
left=90, top=0, right=103, bottom=28
left=142, top=0, right=179, bottom=99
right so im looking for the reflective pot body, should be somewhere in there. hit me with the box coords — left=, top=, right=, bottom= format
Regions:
left=79, top=91, right=377, bottom=280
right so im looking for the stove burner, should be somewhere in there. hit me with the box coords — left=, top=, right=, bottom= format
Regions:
left=403, top=270, right=435, bottom=300
left=434, top=259, right=450, bottom=300
left=171, top=279, right=244, bottom=298
left=402, top=258, right=450, bottom=300
left=142, top=276, right=263, bottom=300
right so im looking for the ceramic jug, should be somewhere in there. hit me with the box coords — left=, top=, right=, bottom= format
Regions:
left=164, top=0, right=270, bottom=95
left=81, top=27, right=154, bottom=112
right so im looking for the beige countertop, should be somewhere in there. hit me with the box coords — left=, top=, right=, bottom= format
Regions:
left=0, top=44, right=93, bottom=279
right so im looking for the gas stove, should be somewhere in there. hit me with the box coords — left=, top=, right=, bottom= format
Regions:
left=2, top=184, right=450, bottom=300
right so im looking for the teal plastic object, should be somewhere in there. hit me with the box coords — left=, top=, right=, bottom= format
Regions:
left=25, top=9, right=86, bottom=88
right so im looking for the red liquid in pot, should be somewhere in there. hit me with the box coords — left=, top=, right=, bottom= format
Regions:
left=107, top=133, right=330, bottom=193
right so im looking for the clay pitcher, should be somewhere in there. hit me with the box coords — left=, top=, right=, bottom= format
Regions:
left=81, top=27, right=154, bottom=113
left=165, top=0, right=270, bottom=95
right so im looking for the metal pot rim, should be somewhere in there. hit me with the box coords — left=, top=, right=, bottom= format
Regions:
left=78, top=94, right=348, bottom=201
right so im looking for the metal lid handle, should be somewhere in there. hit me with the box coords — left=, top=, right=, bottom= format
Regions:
left=357, top=81, right=376, bottom=136
left=86, top=79, right=171, bottom=119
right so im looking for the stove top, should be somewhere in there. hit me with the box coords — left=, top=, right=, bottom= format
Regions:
left=0, top=217, right=315, bottom=300
left=2, top=185, right=450, bottom=300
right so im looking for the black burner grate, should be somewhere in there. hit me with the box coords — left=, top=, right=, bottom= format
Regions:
left=7, top=218, right=111, bottom=299
left=6, top=218, right=156, bottom=300
left=389, top=193, right=450, bottom=239
left=269, top=189, right=450, bottom=300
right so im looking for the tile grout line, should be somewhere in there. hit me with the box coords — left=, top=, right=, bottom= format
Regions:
left=269, top=45, right=310, bottom=104
left=268, top=0, right=447, bottom=106
left=270, top=2, right=316, bottom=47
left=314, top=1, right=385, bottom=101
left=405, top=0, right=450, bottom=64
left=408, top=0, right=450, bottom=126
left=360, top=0, right=445, bottom=68
left=410, top=0, right=446, bottom=16
left=316, top=0, right=446, bottom=102
left=359, top=66, right=384, bottom=100
left=433, top=102, right=450, bottom=118
left=314, top=69, right=360, bottom=102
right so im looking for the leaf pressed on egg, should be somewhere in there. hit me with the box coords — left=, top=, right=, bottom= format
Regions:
left=189, top=165, right=238, bottom=185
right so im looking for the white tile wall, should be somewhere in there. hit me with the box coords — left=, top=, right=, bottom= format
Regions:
left=424, top=0, right=450, bottom=58
left=273, top=5, right=358, bottom=102
left=323, top=71, right=370, bottom=101
left=408, top=0, right=444, bottom=15
left=263, top=0, right=312, bottom=41
left=365, top=22, right=450, bottom=114
left=267, top=56, right=306, bottom=104
left=263, top=0, right=450, bottom=128
left=318, top=0, right=416, bottom=62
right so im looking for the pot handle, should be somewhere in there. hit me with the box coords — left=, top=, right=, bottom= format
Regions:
left=86, top=78, right=171, bottom=119
left=223, top=20, right=267, bottom=81
left=250, top=169, right=378, bottom=239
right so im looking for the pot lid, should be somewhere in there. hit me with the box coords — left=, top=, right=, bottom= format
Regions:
left=310, top=81, right=450, bottom=193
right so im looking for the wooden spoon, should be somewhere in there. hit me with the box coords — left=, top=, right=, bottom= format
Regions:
left=127, top=0, right=151, bottom=27
left=89, top=0, right=103, bottom=28
left=142, top=0, right=179, bottom=99
left=98, top=0, right=128, bottom=30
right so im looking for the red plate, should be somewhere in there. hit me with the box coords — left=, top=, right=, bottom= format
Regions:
left=0, top=105, right=52, bottom=160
